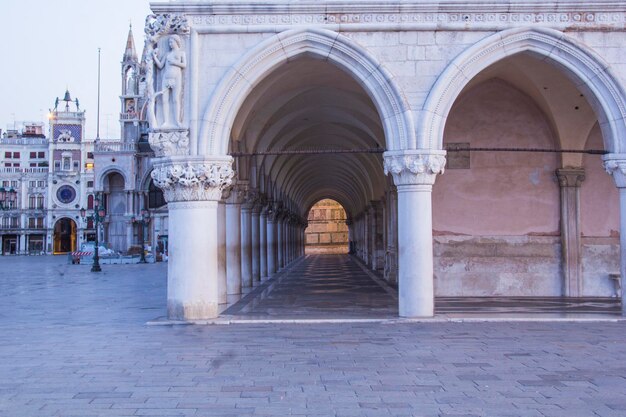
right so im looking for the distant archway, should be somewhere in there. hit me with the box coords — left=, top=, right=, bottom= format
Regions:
left=305, top=199, right=349, bottom=255
left=53, top=218, right=77, bottom=254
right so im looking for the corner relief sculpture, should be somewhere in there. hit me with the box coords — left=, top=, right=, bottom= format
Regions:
left=151, top=160, right=235, bottom=203
left=143, top=13, right=190, bottom=157
left=603, top=155, right=626, bottom=188
left=383, top=152, right=446, bottom=186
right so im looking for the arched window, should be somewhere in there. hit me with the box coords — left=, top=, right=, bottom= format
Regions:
left=148, top=180, right=166, bottom=209
left=87, top=194, right=94, bottom=210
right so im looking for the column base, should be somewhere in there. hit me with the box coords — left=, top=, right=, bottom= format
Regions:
left=168, top=299, right=219, bottom=320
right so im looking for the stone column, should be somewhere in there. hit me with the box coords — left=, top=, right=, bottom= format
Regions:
left=267, top=208, right=277, bottom=276
left=385, top=187, right=398, bottom=284
left=151, top=156, right=234, bottom=320
left=384, top=150, right=446, bottom=318
left=277, top=215, right=284, bottom=269
left=225, top=185, right=245, bottom=295
left=251, top=205, right=261, bottom=283
left=260, top=205, right=268, bottom=280
left=556, top=168, right=585, bottom=297
left=217, top=202, right=227, bottom=304
left=603, top=154, right=626, bottom=315
left=240, top=201, right=253, bottom=288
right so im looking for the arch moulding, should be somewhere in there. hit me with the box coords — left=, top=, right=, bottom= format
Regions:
left=420, top=26, right=626, bottom=153
left=96, top=167, right=131, bottom=192
left=199, top=28, right=415, bottom=155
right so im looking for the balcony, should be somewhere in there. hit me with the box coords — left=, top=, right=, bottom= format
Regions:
left=94, top=141, right=136, bottom=153
left=0, top=167, right=47, bottom=175
left=0, top=138, right=47, bottom=146
left=120, top=112, right=138, bottom=121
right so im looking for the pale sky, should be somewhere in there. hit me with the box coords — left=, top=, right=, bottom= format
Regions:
left=1, top=0, right=153, bottom=139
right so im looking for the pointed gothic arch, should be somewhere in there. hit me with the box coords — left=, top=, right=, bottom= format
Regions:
left=199, top=28, right=415, bottom=155
left=420, top=26, right=626, bottom=152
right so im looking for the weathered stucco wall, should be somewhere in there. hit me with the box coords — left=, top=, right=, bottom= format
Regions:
left=305, top=199, right=349, bottom=254
left=433, top=79, right=562, bottom=296
left=581, top=124, right=620, bottom=296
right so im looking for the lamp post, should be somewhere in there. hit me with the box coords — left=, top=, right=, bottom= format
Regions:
left=132, top=209, right=151, bottom=264
left=0, top=187, right=17, bottom=211
left=80, top=194, right=106, bottom=272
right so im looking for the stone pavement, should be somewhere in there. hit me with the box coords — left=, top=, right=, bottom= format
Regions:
left=1, top=256, right=626, bottom=417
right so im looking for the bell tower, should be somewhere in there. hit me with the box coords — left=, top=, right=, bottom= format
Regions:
left=120, top=24, right=140, bottom=143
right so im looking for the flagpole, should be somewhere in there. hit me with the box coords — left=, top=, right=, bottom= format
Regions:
left=96, top=48, right=101, bottom=141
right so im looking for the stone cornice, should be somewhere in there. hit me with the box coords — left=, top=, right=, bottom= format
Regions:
left=383, top=150, right=446, bottom=186
left=152, top=1, right=626, bottom=30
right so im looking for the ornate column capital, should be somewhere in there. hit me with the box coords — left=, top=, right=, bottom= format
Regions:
left=224, top=181, right=248, bottom=205
left=151, top=156, right=234, bottom=203
left=556, top=168, right=585, bottom=188
left=603, top=154, right=626, bottom=188
left=383, top=150, right=446, bottom=186
left=149, top=130, right=190, bottom=157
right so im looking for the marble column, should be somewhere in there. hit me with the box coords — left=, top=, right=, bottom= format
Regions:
left=251, top=206, right=261, bottom=283
left=277, top=216, right=284, bottom=269
left=260, top=205, right=268, bottom=279
left=267, top=209, right=277, bottom=276
left=240, top=202, right=253, bottom=288
left=556, top=168, right=585, bottom=297
left=152, top=156, right=235, bottom=320
left=217, top=202, right=227, bottom=304
left=603, top=154, right=626, bottom=315
left=385, top=187, right=398, bottom=284
left=225, top=186, right=245, bottom=295
left=384, top=150, right=446, bottom=318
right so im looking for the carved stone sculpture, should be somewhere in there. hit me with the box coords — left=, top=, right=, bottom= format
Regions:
left=151, top=159, right=235, bottom=202
left=383, top=151, right=447, bottom=186
left=148, top=130, right=190, bottom=157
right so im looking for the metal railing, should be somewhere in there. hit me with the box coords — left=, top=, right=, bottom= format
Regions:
left=0, top=138, right=47, bottom=145
left=0, top=167, right=48, bottom=174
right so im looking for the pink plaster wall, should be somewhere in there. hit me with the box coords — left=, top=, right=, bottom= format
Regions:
left=581, top=124, right=619, bottom=237
left=433, top=79, right=560, bottom=236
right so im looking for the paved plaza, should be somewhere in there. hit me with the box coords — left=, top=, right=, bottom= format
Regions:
left=1, top=255, right=626, bottom=416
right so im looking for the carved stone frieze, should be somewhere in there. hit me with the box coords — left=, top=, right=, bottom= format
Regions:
left=148, top=129, right=190, bottom=157
left=603, top=154, right=626, bottom=188
left=383, top=151, right=446, bottom=186
left=145, top=13, right=190, bottom=40
left=151, top=158, right=235, bottom=202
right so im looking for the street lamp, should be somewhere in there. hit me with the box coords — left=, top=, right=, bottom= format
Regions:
left=0, top=187, right=17, bottom=211
left=80, top=193, right=106, bottom=272
left=131, top=209, right=151, bottom=264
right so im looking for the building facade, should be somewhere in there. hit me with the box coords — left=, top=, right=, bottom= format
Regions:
left=138, top=0, right=626, bottom=320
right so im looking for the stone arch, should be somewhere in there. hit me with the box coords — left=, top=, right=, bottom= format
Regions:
left=199, top=28, right=415, bottom=155
left=421, top=26, right=626, bottom=152
left=96, top=167, right=131, bottom=191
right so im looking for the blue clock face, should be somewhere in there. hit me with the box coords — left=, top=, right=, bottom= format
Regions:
left=56, top=185, right=77, bottom=204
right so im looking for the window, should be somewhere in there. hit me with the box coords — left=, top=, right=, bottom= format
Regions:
left=87, top=181, right=94, bottom=188
left=38, top=162, right=47, bottom=167
left=37, top=218, right=44, bottom=228
left=4, top=152, right=10, bottom=158
left=29, top=181, right=36, bottom=188
left=10, top=181, right=17, bottom=188
left=38, top=152, right=45, bottom=158
left=10, top=217, right=18, bottom=228
left=62, top=157, right=70, bottom=170
left=37, top=195, right=44, bottom=209
left=87, top=152, right=94, bottom=159
left=148, top=180, right=166, bottom=208
left=30, top=163, right=36, bottom=167
left=1, top=217, right=8, bottom=228
left=11, top=163, right=19, bottom=167
left=4, top=163, right=10, bottom=167
left=1, top=181, right=8, bottom=187
left=54, top=161, right=61, bottom=170
left=29, top=195, right=36, bottom=209
left=88, top=194, right=94, bottom=209
left=73, top=161, right=79, bottom=170
left=37, top=180, right=44, bottom=188
left=28, top=218, right=36, bottom=228
left=13, top=152, right=20, bottom=158
left=30, top=152, right=36, bottom=158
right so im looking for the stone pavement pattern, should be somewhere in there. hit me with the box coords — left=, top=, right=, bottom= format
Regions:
left=1, top=256, right=626, bottom=416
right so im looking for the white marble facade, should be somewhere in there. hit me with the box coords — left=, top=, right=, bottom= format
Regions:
left=144, top=1, right=626, bottom=319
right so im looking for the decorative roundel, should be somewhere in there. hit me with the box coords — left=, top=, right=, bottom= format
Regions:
left=56, top=185, right=77, bottom=204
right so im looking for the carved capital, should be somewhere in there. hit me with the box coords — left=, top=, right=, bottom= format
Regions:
left=383, top=150, right=446, bottom=186
left=149, top=129, right=190, bottom=157
left=556, top=168, right=585, bottom=188
left=603, top=154, right=626, bottom=188
left=151, top=156, right=234, bottom=203
left=225, top=182, right=248, bottom=205
left=144, top=13, right=190, bottom=40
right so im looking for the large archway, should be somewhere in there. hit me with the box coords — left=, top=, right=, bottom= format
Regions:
left=431, top=30, right=624, bottom=299
left=53, top=218, right=77, bottom=254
